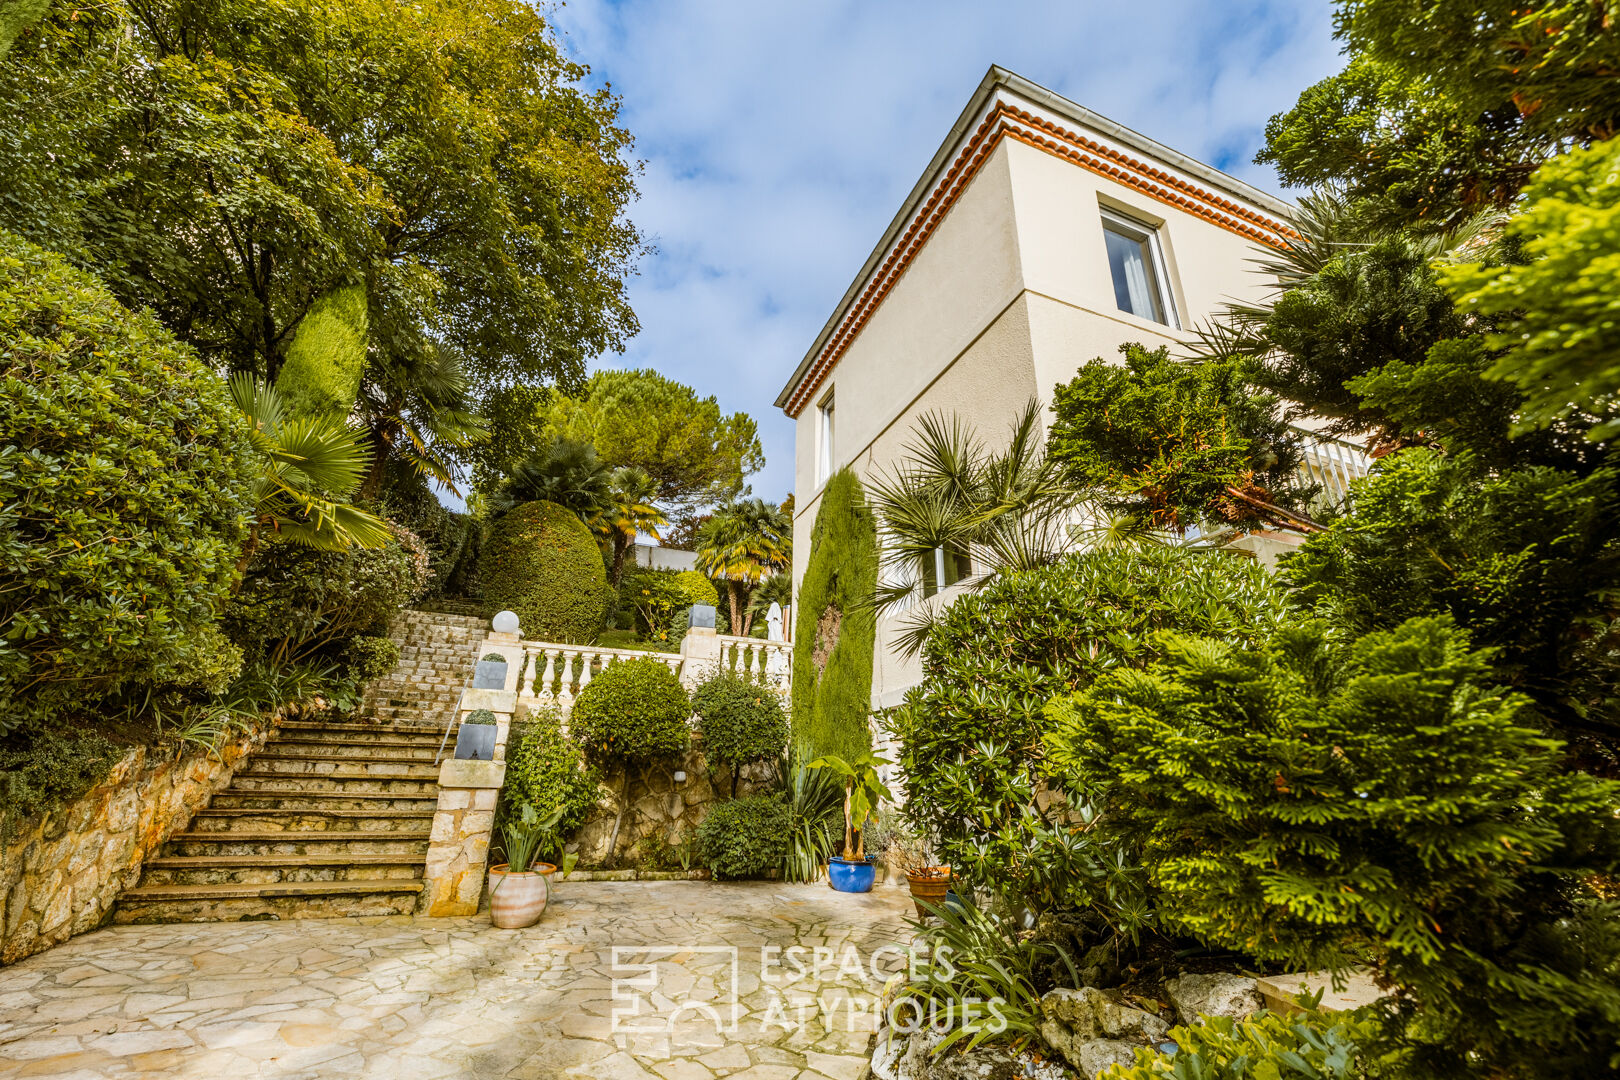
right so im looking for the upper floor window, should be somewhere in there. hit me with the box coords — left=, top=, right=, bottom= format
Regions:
left=816, top=390, right=835, bottom=485
left=1101, top=209, right=1177, bottom=327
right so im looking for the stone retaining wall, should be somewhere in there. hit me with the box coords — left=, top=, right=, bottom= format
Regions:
left=0, top=723, right=270, bottom=965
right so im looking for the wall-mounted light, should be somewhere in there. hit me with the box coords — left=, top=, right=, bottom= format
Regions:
left=673, top=770, right=687, bottom=784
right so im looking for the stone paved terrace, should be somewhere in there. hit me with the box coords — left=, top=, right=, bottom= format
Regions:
left=0, top=882, right=916, bottom=1079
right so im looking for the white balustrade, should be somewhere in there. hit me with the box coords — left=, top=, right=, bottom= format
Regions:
left=516, top=642, right=689, bottom=718
left=715, top=636, right=792, bottom=692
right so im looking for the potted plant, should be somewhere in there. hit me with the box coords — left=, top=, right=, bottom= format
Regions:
left=808, top=751, right=893, bottom=893
left=488, top=803, right=560, bottom=928
left=888, top=822, right=951, bottom=920
left=455, top=708, right=499, bottom=761
left=473, top=651, right=509, bottom=689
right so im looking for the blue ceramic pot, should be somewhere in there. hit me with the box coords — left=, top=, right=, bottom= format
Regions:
left=827, top=856, right=877, bottom=893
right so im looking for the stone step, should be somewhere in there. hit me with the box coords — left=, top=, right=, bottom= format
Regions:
left=113, top=879, right=425, bottom=923
left=227, top=775, right=440, bottom=796
left=210, top=790, right=439, bottom=811
left=188, top=808, right=435, bottom=832
left=256, top=745, right=441, bottom=762
left=237, top=758, right=441, bottom=780
left=275, top=721, right=446, bottom=739
left=140, top=854, right=425, bottom=886
left=166, top=831, right=432, bottom=857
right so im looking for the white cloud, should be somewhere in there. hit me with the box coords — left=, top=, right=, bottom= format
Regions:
left=549, top=0, right=1343, bottom=503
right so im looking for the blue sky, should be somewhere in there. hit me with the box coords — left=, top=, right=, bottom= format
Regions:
left=548, top=0, right=1345, bottom=505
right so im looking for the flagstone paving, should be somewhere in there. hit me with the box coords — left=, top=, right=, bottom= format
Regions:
left=0, top=881, right=916, bottom=1079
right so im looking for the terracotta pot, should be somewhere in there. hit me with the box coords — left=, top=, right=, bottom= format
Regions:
left=906, top=866, right=952, bottom=920
left=488, top=862, right=555, bottom=928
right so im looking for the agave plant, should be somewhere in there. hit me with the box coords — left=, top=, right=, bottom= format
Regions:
left=229, top=373, right=391, bottom=572
left=780, top=742, right=845, bottom=882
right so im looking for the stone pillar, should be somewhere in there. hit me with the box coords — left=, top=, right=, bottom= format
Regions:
left=419, top=620, right=521, bottom=916
left=420, top=758, right=505, bottom=916
left=679, top=625, right=721, bottom=691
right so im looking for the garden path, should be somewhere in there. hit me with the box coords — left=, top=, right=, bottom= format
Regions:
left=0, top=881, right=914, bottom=1080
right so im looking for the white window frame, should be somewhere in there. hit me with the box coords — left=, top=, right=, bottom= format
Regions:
left=815, top=389, right=835, bottom=486
left=1099, top=207, right=1179, bottom=329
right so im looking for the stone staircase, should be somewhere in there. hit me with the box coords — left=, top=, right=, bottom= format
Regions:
left=114, top=718, right=445, bottom=923
left=113, top=608, right=497, bottom=923
left=361, top=608, right=489, bottom=728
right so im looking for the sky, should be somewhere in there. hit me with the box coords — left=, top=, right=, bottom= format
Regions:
left=547, top=0, right=1346, bottom=506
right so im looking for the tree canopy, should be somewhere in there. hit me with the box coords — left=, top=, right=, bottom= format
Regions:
left=518, top=369, right=765, bottom=518
left=1, top=0, right=641, bottom=482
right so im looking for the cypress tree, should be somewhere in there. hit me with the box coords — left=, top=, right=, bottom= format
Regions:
left=791, top=468, right=877, bottom=761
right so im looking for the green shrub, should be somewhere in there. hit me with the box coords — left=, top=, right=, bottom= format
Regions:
left=344, top=635, right=399, bottom=683
left=0, top=720, right=122, bottom=833
left=693, top=674, right=788, bottom=793
left=1047, top=616, right=1620, bottom=1078
left=226, top=522, right=430, bottom=664
left=504, top=707, right=600, bottom=836
left=569, top=657, right=691, bottom=766
left=1098, top=1001, right=1384, bottom=1080
left=148, top=624, right=245, bottom=697
left=894, top=546, right=1291, bottom=918
left=0, top=232, right=257, bottom=732
left=791, top=468, right=878, bottom=761
left=698, top=796, right=790, bottom=879
left=480, top=501, right=608, bottom=643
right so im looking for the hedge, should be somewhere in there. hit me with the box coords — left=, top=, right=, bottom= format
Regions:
left=479, top=500, right=608, bottom=643
left=697, top=796, right=791, bottom=879
left=0, top=231, right=257, bottom=732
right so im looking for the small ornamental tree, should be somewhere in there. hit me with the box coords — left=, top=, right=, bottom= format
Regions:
left=791, top=468, right=878, bottom=762
left=692, top=674, right=788, bottom=796
left=479, top=500, right=608, bottom=643
left=0, top=232, right=257, bottom=731
left=569, top=657, right=691, bottom=864
left=1045, top=616, right=1620, bottom=1080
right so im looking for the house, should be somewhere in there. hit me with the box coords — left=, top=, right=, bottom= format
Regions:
left=775, top=66, right=1364, bottom=710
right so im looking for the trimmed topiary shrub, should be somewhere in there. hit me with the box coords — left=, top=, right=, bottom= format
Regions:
left=693, top=674, right=788, bottom=796
left=0, top=232, right=257, bottom=733
left=698, top=796, right=791, bottom=880
left=674, top=569, right=719, bottom=610
left=480, top=501, right=608, bottom=643
left=503, top=705, right=599, bottom=836
left=791, top=468, right=878, bottom=762
left=894, top=546, right=1291, bottom=916
left=226, top=522, right=430, bottom=665
left=569, top=657, right=691, bottom=766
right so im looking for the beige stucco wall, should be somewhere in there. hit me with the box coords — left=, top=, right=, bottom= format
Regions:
left=787, top=120, right=1285, bottom=709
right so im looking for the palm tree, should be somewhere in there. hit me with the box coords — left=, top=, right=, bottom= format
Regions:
left=229, top=374, right=392, bottom=578
left=866, top=399, right=1085, bottom=657
left=492, top=438, right=615, bottom=520
left=694, top=499, right=791, bottom=635
left=589, top=467, right=669, bottom=587
left=356, top=347, right=488, bottom=501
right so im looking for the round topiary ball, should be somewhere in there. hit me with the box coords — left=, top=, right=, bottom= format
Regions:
left=693, top=674, right=788, bottom=772
left=673, top=570, right=719, bottom=610
left=569, top=657, right=691, bottom=766
left=479, top=501, right=608, bottom=643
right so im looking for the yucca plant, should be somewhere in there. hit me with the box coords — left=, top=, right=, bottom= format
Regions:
left=897, top=892, right=1078, bottom=1056
left=780, top=743, right=845, bottom=882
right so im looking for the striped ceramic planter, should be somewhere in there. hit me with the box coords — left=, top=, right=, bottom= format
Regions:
left=488, top=863, right=554, bottom=928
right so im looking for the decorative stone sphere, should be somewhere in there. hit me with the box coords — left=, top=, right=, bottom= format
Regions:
left=491, top=610, right=520, bottom=635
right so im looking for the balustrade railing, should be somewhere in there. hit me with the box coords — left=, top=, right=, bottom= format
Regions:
left=514, top=634, right=791, bottom=718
